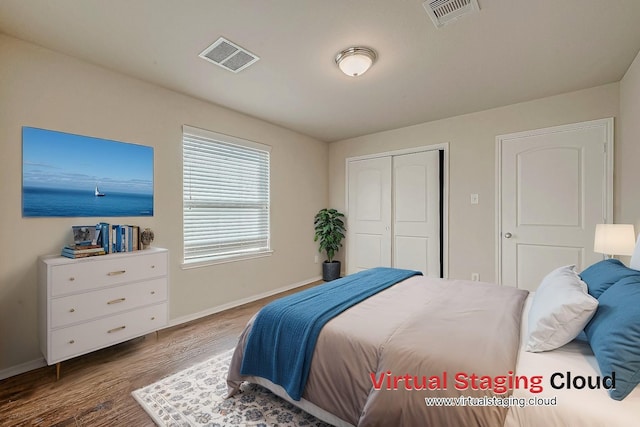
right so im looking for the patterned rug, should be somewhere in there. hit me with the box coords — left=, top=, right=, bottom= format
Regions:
left=132, top=348, right=332, bottom=426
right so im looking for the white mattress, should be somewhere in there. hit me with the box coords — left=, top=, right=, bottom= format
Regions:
left=504, top=295, right=640, bottom=427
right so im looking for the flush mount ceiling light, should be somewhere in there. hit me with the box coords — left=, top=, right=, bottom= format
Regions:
left=335, top=47, right=377, bottom=77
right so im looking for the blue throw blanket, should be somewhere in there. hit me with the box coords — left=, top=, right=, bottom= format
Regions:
left=240, top=267, right=422, bottom=400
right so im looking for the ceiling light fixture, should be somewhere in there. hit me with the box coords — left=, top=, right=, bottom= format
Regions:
left=335, top=47, right=377, bottom=77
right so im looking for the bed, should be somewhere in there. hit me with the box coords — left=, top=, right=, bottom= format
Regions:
left=227, top=260, right=640, bottom=426
left=504, top=296, right=640, bottom=426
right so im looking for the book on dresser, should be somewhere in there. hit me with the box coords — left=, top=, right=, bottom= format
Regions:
left=97, top=223, right=142, bottom=253
left=60, top=245, right=106, bottom=259
left=38, top=247, right=169, bottom=377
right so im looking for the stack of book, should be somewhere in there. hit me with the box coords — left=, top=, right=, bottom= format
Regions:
left=63, top=222, right=144, bottom=259
left=97, top=223, right=141, bottom=253
left=61, top=244, right=106, bottom=259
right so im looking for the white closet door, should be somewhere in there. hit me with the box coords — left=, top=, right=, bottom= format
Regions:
left=347, top=157, right=392, bottom=273
left=393, top=151, right=441, bottom=276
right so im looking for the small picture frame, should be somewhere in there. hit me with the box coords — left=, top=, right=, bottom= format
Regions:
left=72, top=225, right=99, bottom=246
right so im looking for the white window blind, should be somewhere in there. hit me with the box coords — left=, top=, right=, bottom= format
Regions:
left=183, top=125, right=271, bottom=264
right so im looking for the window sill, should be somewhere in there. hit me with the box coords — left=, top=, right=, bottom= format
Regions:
left=180, top=250, right=274, bottom=270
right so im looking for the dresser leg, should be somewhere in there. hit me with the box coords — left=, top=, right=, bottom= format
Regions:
left=56, top=362, right=61, bottom=381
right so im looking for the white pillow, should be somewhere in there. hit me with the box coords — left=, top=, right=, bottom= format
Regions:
left=525, top=265, right=598, bottom=352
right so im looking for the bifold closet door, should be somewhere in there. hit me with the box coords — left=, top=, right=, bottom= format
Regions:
left=347, top=157, right=392, bottom=273
left=393, top=151, right=440, bottom=277
left=347, top=151, right=441, bottom=276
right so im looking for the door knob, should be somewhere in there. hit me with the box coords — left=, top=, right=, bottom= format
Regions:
left=504, top=232, right=512, bottom=239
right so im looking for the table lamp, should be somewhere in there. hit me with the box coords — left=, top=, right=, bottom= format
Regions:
left=593, top=224, right=636, bottom=258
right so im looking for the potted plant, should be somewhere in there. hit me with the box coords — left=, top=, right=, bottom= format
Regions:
left=314, top=208, right=346, bottom=281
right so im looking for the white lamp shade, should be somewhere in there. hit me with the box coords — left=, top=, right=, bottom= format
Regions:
left=338, top=54, right=373, bottom=77
left=594, top=224, right=636, bottom=256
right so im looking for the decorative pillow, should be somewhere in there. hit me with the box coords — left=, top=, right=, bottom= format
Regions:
left=525, top=265, right=598, bottom=353
left=585, top=275, right=640, bottom=400
left=579, top=258, right=640, bottom=299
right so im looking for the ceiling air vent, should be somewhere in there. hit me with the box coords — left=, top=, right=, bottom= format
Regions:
left=423, top=0, right=480, bottom=28
left=199, top=37, right=259, bottom=73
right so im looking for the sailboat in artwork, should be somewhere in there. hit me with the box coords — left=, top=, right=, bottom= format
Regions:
left=95, top=185, right=105, bottom=197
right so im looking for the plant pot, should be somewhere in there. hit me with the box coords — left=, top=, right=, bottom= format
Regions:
left=322, top=260, right=341, bottom=282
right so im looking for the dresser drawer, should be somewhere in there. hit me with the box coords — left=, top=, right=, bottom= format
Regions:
left=50, top=251, right=167, bottom=296
left=48, top=303, right=168, bottom=364
left=50, top=278, right=167, bottom=328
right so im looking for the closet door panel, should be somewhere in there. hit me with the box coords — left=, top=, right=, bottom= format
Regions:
left=394, top=236, right=429, bottom=273
left=347, top=157, right=392, bottom=273
left=393, top=151, right=440, bottom=277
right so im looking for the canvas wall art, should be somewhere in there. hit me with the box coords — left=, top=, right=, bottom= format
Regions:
left=22, top=127, right=154, bottom=217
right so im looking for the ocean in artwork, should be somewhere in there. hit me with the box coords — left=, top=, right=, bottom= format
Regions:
left=23, top=187, right=153, bottom=217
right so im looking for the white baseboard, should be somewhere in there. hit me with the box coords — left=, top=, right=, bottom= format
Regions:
left=168, top=275, right=321, bottom=327
left=0, top=357, right=47, bottom=381
left=0, top=276, right=321, bottom=381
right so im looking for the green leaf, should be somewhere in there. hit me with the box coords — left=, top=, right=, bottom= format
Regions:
left=313, top=208, right=346, bottom=261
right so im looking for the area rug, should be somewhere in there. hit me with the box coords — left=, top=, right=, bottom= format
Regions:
left=132, top=348, right=331, bottom=426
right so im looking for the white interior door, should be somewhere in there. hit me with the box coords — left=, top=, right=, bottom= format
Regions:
left=498, top=118, right=613, bottom=291
left=393, top=151, right=441, bottom=276
left=347, top=157, right=392, bottom=272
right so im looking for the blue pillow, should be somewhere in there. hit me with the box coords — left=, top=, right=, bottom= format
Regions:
left=585, top=275, right=640, bottom=400
left=579, top=259, right=640, bottom=299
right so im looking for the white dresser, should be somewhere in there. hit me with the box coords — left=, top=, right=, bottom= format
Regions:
left=38, top=247, right=169, bottom=376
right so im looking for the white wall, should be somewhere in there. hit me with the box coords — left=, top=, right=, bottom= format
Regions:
left=619, top=50, right=640, bottom=230
left=329, top=83, right=620, bottom=283
left=0, top=35, right=329, bottom=375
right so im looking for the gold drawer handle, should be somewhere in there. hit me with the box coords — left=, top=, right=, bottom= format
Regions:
left=107, top=270, right=126, bottom=276
left=107, top=326, right=126, bottom=333
left=69, top=308, right=75, bottom=313
left=107, top=298, right=126, bottom=305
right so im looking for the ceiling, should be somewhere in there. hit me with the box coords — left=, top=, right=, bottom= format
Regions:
left=1, top=0, right=639, bottom=142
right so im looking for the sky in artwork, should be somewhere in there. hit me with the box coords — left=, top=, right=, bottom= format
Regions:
left=22, top=127, right=154, bottom=195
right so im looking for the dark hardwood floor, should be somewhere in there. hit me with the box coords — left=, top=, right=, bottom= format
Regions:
left=0, top=282, right=320, bottom=426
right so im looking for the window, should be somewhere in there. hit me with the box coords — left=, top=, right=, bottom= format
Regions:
left=182, top=125, right=271, bottom=265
